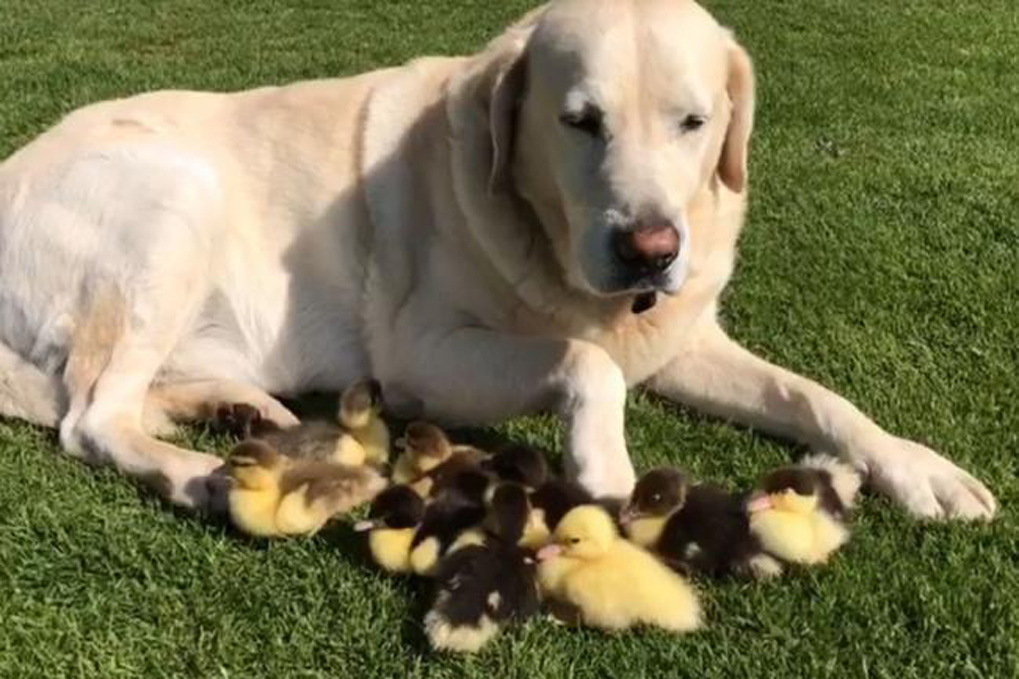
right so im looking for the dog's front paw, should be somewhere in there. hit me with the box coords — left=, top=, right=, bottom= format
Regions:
left=866, top=436, right=996, bottom=521
left=159, top=451, right=230, bottom=515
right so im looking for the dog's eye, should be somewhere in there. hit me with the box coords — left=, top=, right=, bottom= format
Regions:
left=651, top=493, right=662, bottom=503
left=679, top=114, right=706, bottom=133
left=560, top=105, right=604, bottom=139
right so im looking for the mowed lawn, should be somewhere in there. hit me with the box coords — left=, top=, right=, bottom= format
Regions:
left=1, top=0, right=1017, bottom=677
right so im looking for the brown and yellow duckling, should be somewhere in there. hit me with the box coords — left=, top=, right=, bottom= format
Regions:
left=354, top=484, right=427, bottom=574
left=392, top=421, right=457, bottom=489
left=424, top=483, right=542, bottom=653
left=225, top=440, right=386, bottom=538
left=237, top=379, right=390, bottom=467
left=622, top=467, right=779, bottom=579
left=747, top=454, right=861, bottom=566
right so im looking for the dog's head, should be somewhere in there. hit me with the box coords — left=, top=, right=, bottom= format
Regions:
left=475, top=0, right=754, bottom=299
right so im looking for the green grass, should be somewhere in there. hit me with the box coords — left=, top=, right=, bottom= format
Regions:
left=1, top=0, right=1018, bottom=677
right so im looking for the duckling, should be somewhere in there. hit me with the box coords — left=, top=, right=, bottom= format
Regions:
left=241, top=380, right=385, bottom=468
left=622, top=468, right=778, bottom=579
left=392, top=421, right=456, bottom=488
left=225, top=440, right=386, bottom=538
left=338, top=378, right=390, bottom=465
left=481, top=444, right=549, bottom=489
left=746, top=454, right=861, bottom=566
left=409, top=468, right=491, bottom=576
left=354, top=484, right=426, bottom=573
left=424, top=484, right=541, bottom=653
left=536, top=505, right=702, bottom=633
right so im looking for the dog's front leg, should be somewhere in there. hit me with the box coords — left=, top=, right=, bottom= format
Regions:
left=392, top=327, right=635, bottom=498
left=648, top=320, right=996, bottom=520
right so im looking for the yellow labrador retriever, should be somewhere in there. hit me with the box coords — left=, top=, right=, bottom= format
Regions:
left=0, top=0, right=995, bottom=518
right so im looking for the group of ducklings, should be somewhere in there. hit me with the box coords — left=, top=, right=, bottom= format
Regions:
left=221, top=380, right=863, bottom=654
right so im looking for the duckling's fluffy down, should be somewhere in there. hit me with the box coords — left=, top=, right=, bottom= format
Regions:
left=424, top=542, right=539, bottom=653
left=798, top=454, right=862, bottom=509
left=539, top=537, right=702, bottom=632
left=538, top=507, right=702, bottom=633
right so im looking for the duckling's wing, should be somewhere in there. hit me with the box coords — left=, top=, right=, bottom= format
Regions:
left=275, top=484, right=327, bottom=535
left=282, top=463, right=385, bottom=516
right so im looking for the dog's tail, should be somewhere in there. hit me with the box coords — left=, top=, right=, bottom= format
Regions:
left=0, top=340, right=64, bottom=428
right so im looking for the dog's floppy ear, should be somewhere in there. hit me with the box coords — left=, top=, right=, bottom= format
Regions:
left=483, top=48, right=528, bottom=194
left=717, top=38, right=755, bottom=193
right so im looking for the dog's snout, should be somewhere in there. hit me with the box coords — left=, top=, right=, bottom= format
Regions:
left=613, top=222, right=679, bottom=274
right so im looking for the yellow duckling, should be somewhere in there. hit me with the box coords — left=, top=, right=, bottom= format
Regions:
left=747, top=455, right=860, bottom=565
left=392, top=421, right=456, bottom=489
left=226, top=440, right=386, bottom=538
left=338, top=378, right=390, bottom=466
left=536, top=505, right=702, bottom=633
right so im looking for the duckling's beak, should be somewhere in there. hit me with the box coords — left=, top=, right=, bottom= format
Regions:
left=746, top=492, right=773, bottom=514
left=536, top=544, right=564, bottom=561
left=352, top=519, right=378, bottom=533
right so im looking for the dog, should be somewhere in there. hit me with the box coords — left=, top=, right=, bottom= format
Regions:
left=0, top=0, right=995, bottom=519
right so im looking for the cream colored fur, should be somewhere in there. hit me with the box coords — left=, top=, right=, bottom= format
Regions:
left=0, top=0, right=994, bottom=519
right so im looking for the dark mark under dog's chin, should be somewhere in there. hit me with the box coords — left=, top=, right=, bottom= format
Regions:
left=631, top=292, right=657, bottom=314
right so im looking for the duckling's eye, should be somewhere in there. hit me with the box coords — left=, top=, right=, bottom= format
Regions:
left=569, top=537, right=581, bottom=545
left=679, top=114, right=706, bottom=133
left=650, top=493, right=662, bottom=503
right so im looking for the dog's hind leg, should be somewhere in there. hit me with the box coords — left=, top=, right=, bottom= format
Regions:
left=58, top=279, right=230, bottom=512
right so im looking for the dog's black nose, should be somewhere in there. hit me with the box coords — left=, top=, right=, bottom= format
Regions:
left=613, top=221, right=679, bottom=274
